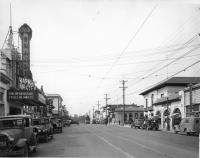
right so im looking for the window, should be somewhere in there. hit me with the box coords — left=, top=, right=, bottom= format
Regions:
left=151, top=94, right=154, bottom=104
left=24, top=36, right=28, bottom=42
left=0, top=93, right=3, bottom=101
left=145, top=99, right=148, bottom=108
left=24, top=118, right=29, bottom=127
left=135, top=113, right=138, bottom=119
left=161, top=94, right=164, bottom=98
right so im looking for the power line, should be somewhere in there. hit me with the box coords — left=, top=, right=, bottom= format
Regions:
left=103, top=4, right=158, bottom=79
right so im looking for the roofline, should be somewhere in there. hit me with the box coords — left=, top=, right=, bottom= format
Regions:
left=0, top=115, right=31, bottom=119
left=139, top=77, right=200, bottom=95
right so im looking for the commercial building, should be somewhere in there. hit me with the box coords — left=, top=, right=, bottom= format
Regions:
left=46, top=94, right=63, bottom=117
left=139, top=77, right=200, bottom=131
left=107, top=104, right=144, bottom=124
left=1, top=23, right=46, bottom=117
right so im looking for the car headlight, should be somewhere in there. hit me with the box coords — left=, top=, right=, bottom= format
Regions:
left=38, top=129, right=41, bottom=132
left=8, top=136, right=14, bottom=142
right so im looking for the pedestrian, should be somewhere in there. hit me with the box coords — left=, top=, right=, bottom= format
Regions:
left=119, top=120, right=120, bottom=125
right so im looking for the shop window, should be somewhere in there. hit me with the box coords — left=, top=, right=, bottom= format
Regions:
left=193, top=105, right=199, bottom=111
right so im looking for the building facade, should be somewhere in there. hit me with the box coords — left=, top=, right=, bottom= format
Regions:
left=140, top=77, right=200, bottom=131
left=46, top=94, right=63, bottom=117
left=108, top=104, right=144, bottom=124
left=184, top=83, right=200, bottom=117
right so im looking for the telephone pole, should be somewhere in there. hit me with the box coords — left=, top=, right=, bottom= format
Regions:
left=104, top=94, right=111, bottom=124
left=189, top=83, right=193, bottom=117
left=97, top=101, right=100, bottom=122
left=119, top=80, right=128, bottom=126
left=93, top=106, right=95, bottom=121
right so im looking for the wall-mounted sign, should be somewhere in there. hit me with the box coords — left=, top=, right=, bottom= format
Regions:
left=7, top=90, right=46, bottom=106
left=37, top=93, right=46, bottom=104
left=19, top=77, right=36, bottom=91
left=7, top=91, right=34, bottom=100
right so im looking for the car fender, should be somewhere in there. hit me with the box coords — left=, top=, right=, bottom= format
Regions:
left=16, top=138, right=27, bottom=148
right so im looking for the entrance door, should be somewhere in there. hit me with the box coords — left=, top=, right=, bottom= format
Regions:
left=10, top=107, right=21, bottom=115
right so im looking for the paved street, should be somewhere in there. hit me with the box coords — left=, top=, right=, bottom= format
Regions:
left=31, top=124, right=199, bottom=158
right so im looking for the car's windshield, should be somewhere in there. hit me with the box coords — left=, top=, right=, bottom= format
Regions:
left=33, top=119, right=41, bottom=125
left=0, top=119, right=23, bottom=129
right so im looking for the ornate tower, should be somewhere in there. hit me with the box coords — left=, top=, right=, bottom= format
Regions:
left=19, top=23, right=32, bottom=79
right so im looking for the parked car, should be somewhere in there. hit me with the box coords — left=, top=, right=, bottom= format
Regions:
left=142, top=119, right=159, bottom=130
left=0, top=115, right=37, bottom=157
left=63, top=119, right=71, bottom=126
left=174, top=117, right=200, bottom=136
left=133, top=119, right=144, bottom=129
left=51, top=117, right=63, bottom=133
left=70, top=120, right=79, bottom=125
left=33, top=117, right=53, bottom=142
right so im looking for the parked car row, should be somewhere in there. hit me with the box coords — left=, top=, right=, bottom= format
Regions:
left=0, top=115, right=67, bottom=157
left=131, top=118, right=159, bottom=131
left=130, top=117, right=200, bottom=136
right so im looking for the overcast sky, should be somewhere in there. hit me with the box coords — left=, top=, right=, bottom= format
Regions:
left=1, top=0, right=200, bottom=116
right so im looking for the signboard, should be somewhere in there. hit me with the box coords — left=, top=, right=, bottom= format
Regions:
left=19, top=77, right=36, bottom=91
left=7, top=91, right=34, bottom=100
left=7, top=90, right=46, bottom=105
left=37, top=93, right=46, bottom=104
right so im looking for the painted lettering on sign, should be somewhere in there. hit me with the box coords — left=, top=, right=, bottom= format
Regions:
left=19, top=77, right=36, bottom=91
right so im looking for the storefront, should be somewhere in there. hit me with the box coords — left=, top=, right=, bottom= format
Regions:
left=7, top=89, right=46, bottom=116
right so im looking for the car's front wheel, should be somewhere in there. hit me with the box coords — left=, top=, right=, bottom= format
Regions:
left=44, top=134, right=48, bottom=143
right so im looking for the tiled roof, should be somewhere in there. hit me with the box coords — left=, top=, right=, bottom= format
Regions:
left=139, top=77, right=200, bottom=95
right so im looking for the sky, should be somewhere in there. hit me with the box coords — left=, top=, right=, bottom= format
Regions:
left=1, top=0, right=200, bottom=116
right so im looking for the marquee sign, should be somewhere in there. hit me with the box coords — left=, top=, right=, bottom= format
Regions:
left=7, top=90, right=46, bottom=105
left=7, top=91, right=34, bottom=100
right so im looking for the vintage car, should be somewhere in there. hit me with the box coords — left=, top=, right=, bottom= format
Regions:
left=142, top=119, right=159, bottom=130
left=51, top=117, right=63, bottom=133
left=133, top=119, right=144, bottom=129
left=33, top=117, right=53, bottom=143
left=0, top=115, right=37, bottom=157
left=63, top=119, right=71, bottom=127
left=174, top=117, right=200, bottom=136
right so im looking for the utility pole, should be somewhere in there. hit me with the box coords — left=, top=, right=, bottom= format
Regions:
left=104, top=94, right=110, bottom=124
left=93, top=106, right=95, bottom=121
left=119, top=80, right=128, bottom=126
left=97, top=101, right=100, bottom=122
left=189, top=83, right=193, bottom=117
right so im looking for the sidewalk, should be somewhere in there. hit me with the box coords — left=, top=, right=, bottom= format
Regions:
left=109, top=123, right=176, bottom=134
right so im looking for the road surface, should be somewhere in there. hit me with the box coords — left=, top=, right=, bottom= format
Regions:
left=31, top=124, right=199, bottom=158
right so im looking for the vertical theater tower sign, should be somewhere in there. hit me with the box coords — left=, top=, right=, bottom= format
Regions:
left=19, top=23, right=32, bottom=79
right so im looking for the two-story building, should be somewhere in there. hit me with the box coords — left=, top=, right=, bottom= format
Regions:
left=184, top=83, right=200, bottom=117
left=107, top=104, right=144, bottom=124
left=46, top=94, right=63, bottom=117
left=139, top=77, right=200, bottom=131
